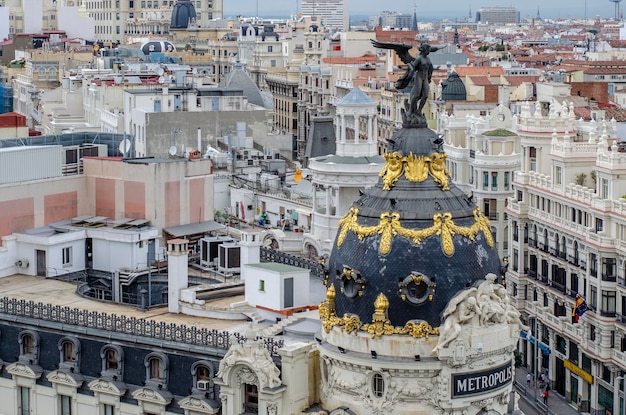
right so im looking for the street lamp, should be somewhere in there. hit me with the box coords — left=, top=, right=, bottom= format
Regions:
left=614, top=375, right=626, bottom=415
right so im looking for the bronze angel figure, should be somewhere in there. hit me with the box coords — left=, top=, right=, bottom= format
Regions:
left=371, top=40, right=443, bottom=121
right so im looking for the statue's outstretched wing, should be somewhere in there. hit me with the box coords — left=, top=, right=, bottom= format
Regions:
left=371, top=40, right=414, bottom=64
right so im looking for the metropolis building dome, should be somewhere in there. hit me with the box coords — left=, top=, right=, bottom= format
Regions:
left=316, top=44, right=522, bottom=414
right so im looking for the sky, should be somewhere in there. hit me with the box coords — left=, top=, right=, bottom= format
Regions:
left=223, top=0, right=619, bottom=21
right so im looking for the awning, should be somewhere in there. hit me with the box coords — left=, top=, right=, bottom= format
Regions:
left=538, top=343, right=551, bottom=355
left=520, top=330, right=551, bottom=354
left=163, top=221, right=225, bottom=237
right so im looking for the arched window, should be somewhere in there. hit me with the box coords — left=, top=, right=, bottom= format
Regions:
left=554, top=233, right=559, bottom=254
left=58, top=336, right=80, bottom=371
left=191, top=360, right=215, bottom=398
left=18, top=330, right=40, bottom=364
left=100, top=344, right=124, bottom=380
left=38, top=67, right=46, bottom=80
left=144, top=351, right=169, bottom=389
left=372, top=373, right=385, bottom=398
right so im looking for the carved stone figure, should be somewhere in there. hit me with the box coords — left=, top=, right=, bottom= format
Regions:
left=217, top=335, right=244, bottom=378
left=433, top=288, right=479, bottom=351
left=434, top=274, right=525, bottom=352
left=371, top=40, right=443, bottom=126
left=254, top=339, right=281, bottom=388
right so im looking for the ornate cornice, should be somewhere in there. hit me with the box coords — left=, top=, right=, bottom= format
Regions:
left=132, top=387, right=173, bottom=405
left=46, top=369, right=84, bottom=387
left=379, top=150, right=452, bottom=191
left=179, top=396, right=220, bottom=414
left=319, top=288, right=439, bottom=339
left=337, top=208, right=494, bottom=257
left=87, top=378, right=127, bottom=396
left=6, top=362, right=42, bottom=379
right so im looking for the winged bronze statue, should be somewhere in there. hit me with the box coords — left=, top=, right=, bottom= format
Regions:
left=372, top=40, right=443, bottom=124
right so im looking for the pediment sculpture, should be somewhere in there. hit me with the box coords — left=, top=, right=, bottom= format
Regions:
left=216, top=334, right=282, bottom=389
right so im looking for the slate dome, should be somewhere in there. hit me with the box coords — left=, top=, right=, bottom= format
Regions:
left=325, top=125, right=502, bottom=332
left=170, top=0, right=196, bottom=29
left=441, top=72, right=467, bottom=101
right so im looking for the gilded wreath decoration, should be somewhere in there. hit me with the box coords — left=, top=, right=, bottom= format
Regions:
left=337, top=207, right=493, bottom=257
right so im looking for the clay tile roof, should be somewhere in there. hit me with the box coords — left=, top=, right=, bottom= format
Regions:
left=469, top=75, right=492, bottom=85
left=454, top=66, right=505, bottom=77
left=582, top=67, right=626, bottom=74
left=506, top=75, right=540, bottom=87
left=323, top=54, right=378, bottom=65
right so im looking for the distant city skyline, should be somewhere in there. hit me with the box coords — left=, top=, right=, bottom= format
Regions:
left=223, top=0, right=619, bottom=21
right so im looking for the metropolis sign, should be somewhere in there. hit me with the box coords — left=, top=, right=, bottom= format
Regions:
left=452, top=361, right=513, bottom=397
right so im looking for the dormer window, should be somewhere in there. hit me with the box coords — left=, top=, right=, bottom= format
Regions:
left=100, top=345, right=124, bottom=381
left=18, top=330, right=40, bottom=365
left=58, top=337, right=80, bottom=371
left=191, top=360, right=215, bottom=398
left=144, top=352, right=169, bottom=389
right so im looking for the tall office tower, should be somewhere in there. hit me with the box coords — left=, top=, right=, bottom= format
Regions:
left=475, top=6, right=520, bottom=24
left=300, top=0, right=349, bottom=32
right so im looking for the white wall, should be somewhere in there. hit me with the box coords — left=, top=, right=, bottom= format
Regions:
left=23, top=0, right=43, bottom=34
left=0, top=8, right=9, bottom=41
left=16, top=232, right=86, bottom=277
left=57, top=7, right=96, bottom=41
left=243, top=264, right=310, bottom=310
left=92, top=236, right=153, bottom=272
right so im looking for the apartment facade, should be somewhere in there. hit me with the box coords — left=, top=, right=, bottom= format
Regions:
left=442, top=103, right=520, bottom=259
left=506, top=100, right=626, bottom=414
left=300, top=0, right=349, bottom=32
left=102, top=0, right=222, bottom=45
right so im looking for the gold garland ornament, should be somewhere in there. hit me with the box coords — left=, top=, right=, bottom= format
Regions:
left=379, top=151, right=452, bottom=191
left=337, top=207, right=494, bottom=257
left=319, top=287, right=438, bottom=339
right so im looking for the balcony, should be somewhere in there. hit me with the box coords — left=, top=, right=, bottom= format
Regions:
left=566, top=289, right=578, bottom=299
left=537, top=242, right=545, bottom=251
left=618, top=277, right=626, bottom=288
left=567, top=255, right=579, bottom=266
left=600, top=310, right=616, bottom=318
left=550, top=280, right=566, bottom=293
left=538, top=274, right=549, bottom=285
left=528, top=238, right=537, bottom=248
left=617, top=314, right=626, bottom=327
left=528, top=269, right=538, bottom=279
left=602, top=273, right=617, bottom=283
left=557, top=251, right=567, bottom=260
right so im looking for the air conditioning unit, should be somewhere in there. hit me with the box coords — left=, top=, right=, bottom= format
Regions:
left=197, top=380, right=210, bottom=390
left=15, top=259, right=29, bottom=269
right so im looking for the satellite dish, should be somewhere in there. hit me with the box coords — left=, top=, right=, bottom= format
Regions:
left=169, top=146, right=177, bottom=156
left=118, top=139, right=131, bottom=156
left=294, top=169, right=302, bottom=182
left=158, top=76, right=165, bottom=84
